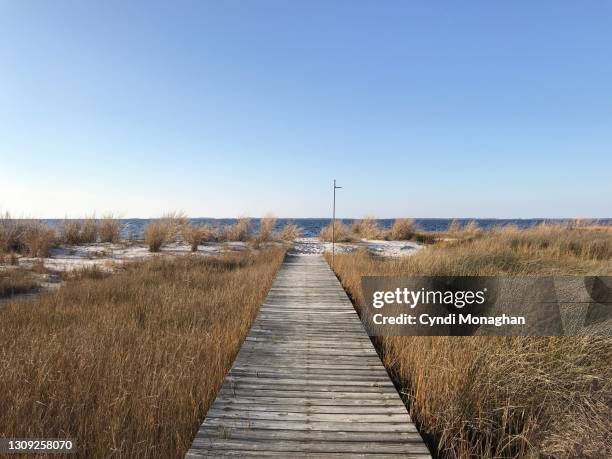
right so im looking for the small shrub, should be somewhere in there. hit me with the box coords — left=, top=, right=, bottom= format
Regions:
left=99, top=215, right=121, bottom=243
left=319, top=221, right=353, bottom=242
left=389, top=218, right=416, bottom=240
left=279, top=223, right=302, bottom=241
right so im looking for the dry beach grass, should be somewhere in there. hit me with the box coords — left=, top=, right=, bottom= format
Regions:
left=327, top=224, right=612, bottom=458
left=320, top=217, right=438, bottom=243
left=0, top=247, right=286, bottom=458
left=0, top=267, right=39, bottom=298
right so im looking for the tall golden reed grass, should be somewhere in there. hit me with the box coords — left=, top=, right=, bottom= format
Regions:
left=0, top=267, right=39, bottom=298
left=99, top=214, right=121, bottom=243
left=327, top=224, right=612, bottom=458
left=59, top=216, right=99, bottom=245
left=351, top=216, right=385, bottom=240
left=320, top=217, right=434, bottom=242
left=221, top=217, right=254, bottom=242
left=319, top=220, right=355, bottom=242
left=144, top=211, right=190, bottom=252
left=257, top=215, right=277, bottom=242
left=389, top=218, right=417, bottom=240
left=279, top=223, right=302, bottom=241
left=182, top=224, right=217, bottom=251
left=0, top=247, right=286, bottom=458
left=0, top=214, right=56, bottom=257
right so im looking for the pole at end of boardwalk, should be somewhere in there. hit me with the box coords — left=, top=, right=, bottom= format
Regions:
left=332, top=179, right=342, bottom=268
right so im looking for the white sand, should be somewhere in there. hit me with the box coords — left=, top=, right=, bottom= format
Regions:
left=290, top=237, right=423, bottom=257
left=13, top=237, right=421, bottom=274
left=17, top=241, right=252, bottom=272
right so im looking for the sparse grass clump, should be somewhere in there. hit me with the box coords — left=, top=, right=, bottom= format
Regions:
left=352, top=216, right=385, bottom=240
left=98, top=215, right=121, bottom=243
left=58, top=216, right=99, bottom=245
left=144, top=211, right=189, bottom=252
left=0, top=247, right=286, bottom=457
left=144, top=222, right=169, bottom=252
left=388, top=218, right=416, bottom=240
left=445, top=219, right=482, bottom=239
left=319, top=221, right=354, bottom=242
left=0, top=214, right=56, bottom=257
left=0, top=213, right=28, bottom=253
left=23, top=222, right=56, bottom=257
left=80, top=216, right=98, bottom=243
left=257, top=215, right=277, bottom=242
left=0, top=268, right=39, bottom=298
left=182, top=224, right=216, bottom=251
left=59, top=220, right=85, bottom=245
left=279, top=223, right=302, bottom=241
left=327, top=225, right=612, bottom=458
left=222, top=217, right=253, bottom=242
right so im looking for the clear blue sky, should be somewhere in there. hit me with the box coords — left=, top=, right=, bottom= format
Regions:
left=1, top=1, right=611, bottom=218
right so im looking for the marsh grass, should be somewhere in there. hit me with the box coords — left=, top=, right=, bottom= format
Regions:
left=319, top=220, right=355, bottom=242
left=0, top=268, right=39, bottom=298
left=0, top=247, right=286, bottom=458
left=59, top=220, right=85, bottom=245
left=222, top=217, right=253, bottom=242
left=0, top=214, right=56, bottom=257
left=324, top=217, right=435, bottom=243
left=144, top=222, right=169, bottom=252
left=327, top=224, right=612, bottom=459
left=81, top=215, right=99, bottom=243
left=388, top=218, right=416, bottom=240
left=99, top=214, right=121, bottom=243
left=351, top=216, right=385, bottom=240
left=257, top=215, right=277, bottom=242
left=22, top=222, right=55, bottom=257
left=182, top=224, right=217, bottom=251
left=144, top=211, right=189, bottom=252
left=279, top=223, right=302, bottom=241
left=0, top=212, right=28, bottom=253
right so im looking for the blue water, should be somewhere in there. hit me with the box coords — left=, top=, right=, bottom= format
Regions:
left=40, top=218, right=612, bottom=240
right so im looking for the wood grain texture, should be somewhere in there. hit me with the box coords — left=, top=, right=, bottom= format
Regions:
left=186, top=255, right=430, bottom=458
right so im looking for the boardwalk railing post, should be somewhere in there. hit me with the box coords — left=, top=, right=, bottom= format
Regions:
left=332, top=179, right=342, bottom=268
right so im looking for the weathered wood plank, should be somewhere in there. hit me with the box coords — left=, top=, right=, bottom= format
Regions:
left=196, top=428, right=424, bottom=442
left=191, top=438, right=430, bottom=454
left=186, top=254, right=430, bottom=457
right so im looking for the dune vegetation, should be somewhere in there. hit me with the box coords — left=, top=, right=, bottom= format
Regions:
left=320, top=217, right=438, bottom=243
left=0, top=247, right=286, bottom=458
left=1, top=212, right=303, bottom=260
left=327, top=224, right=612, bottom=459
left=0, top=267, right=39, bottom=298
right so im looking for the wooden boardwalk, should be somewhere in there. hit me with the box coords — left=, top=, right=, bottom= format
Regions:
left=186, top=255, right=431, bottom=458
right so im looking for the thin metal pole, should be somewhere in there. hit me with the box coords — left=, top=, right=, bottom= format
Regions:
left=331, top=179, right=342, bottom=268
left=332, top=179, right=336, bottom=267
